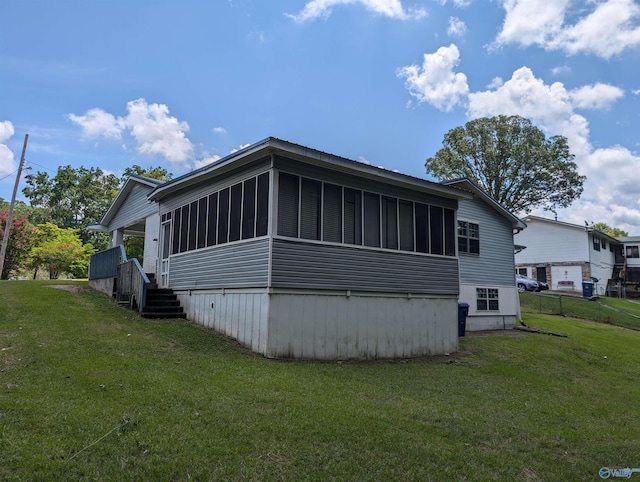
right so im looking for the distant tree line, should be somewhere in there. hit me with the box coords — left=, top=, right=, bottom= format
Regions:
left=0, top=164, right=171, bottom=280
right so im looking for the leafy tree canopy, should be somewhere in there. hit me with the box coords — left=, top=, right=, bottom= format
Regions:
left=28, top=223, right=93, bottom=279
left=590, top=222, right=628, bottom=238
left=426, top=115, right=586, bottom=214
left=23, top=165, right=120, bottom=249
left=122, top=165, right=172, bottom=183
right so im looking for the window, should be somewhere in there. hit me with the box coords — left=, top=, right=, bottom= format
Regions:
left=477, top=288, right=499, bottom=311
left=593, top=237, right=601, bottom=251
left=256, top=173, right=269, bottom=237
left=363, top=192, right=381, bottom=247
left=430, top=206, right=444, bottom=255
left=229, top=183, right=243, bottom=242
left=458, top=221, right=480, bottom=255
left=323, top=183, right=342, bottom=243
left=218, top=187, right=230, bottom=244
left=278, top=173, right=299, bottom=237
left=274, top=171, right=457, bottom=257
left=300, top=178, right=321, bottom=240
left=172, top=208, right=182, bottom=254
left=180, top=205, right=189, bottom=253
left=399, top=200, right=414, bottom=251
left=415, top=203, right=429, bottom=253
left=242, top=177, right=256, bottom=240
left=167, top=173, right=270, bottom=255
left=444, top=209, right=456, bottom=256
left=197, top=197, right=207, bottom=249
left=343, top=188, right=362, bottom=245
left=627, top=245, right=640, bottom=258
left=206, top=193, right=218, bottom=247
left=382, top=196, right=398, bottom=249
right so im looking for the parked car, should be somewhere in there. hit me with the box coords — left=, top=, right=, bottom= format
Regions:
left=516, top=274, right=539, bottom=292
left=537, top=280, right=549, bottom=291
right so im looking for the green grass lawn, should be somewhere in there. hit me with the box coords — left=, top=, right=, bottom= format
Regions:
left=2, top=281, right=640, bottom=481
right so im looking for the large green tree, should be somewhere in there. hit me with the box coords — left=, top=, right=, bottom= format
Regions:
left=28, top=223, right=93, bottom=279
left=121, top=164, right=172, bottom=183
left=23, top=166, right=120, bottom=249
left=426, top=115, right=586, bottom=213
left=591, top=222, right=628, bottom=238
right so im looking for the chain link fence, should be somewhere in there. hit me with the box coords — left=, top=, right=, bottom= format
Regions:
left=519, top=292, right=640, bottom=330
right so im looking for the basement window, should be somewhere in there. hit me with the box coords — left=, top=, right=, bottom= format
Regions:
left=477, top=288, right=499, bottom=311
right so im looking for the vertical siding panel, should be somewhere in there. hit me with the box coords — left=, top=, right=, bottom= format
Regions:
left=324, top=297, right=338, bottom=359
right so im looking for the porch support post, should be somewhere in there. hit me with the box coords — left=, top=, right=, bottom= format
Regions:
left=111, top=228, right=124, bottom=248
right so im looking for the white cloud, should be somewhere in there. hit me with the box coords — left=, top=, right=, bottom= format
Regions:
left=69, top=99, right=194, bottom=165
left=213, top=127, right=227, bottom=134
left=194, top=154, right=222, bottom=169
left=447, top=16, right=467, bottom=37
left=68, top=108, right=122, bottom=139
left=495, top=0, right=640, bottom=59
left=438, top=0, right=472, bottom=6
left=124, top=99, right=194, bottom=163
left=551, top=65, right=570, bottom=75
left=633, top=89, right=640, bottom=95
left=229, top=143, right=252, bottom=154
left=286, top=0, right=427, bottom=22
left=0, top=121, right=16, bottom=177
left=357, top=155, right=371, bottom=164
left=397, top=44, right=469, bottom=111
left=400, top=44, right=640, bottom=231
left=569, top=83, right=624, bottom=110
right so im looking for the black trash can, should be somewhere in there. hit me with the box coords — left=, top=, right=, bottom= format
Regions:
left=582, top=281, right=594, bottom=298
left=458, top=302, right=470, bottom=337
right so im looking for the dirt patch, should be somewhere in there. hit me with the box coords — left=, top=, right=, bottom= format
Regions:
left=45, top=284, right=87, bottom=294
left=464, top=329, right=526, bottom=337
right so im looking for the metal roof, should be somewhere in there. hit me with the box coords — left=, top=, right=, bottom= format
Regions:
left=148, top=137, right=472, bottom=202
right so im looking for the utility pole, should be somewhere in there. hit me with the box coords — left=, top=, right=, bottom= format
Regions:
left=0, top=134, right=29, bottom=279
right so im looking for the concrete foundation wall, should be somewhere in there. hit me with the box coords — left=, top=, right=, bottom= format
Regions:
left=177, top=289, right=459, bottom=360
left=89, top=278, right=115, bottom=297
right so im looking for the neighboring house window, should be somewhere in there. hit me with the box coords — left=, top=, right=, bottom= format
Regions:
left=602, top=239, right=607, bottom=250
left=458, top=221, right=480, bottom=255
left=627, top=246, right=640, bottom=258
left=169, top=172, right=270, bottom=255
left=275, top=172, right=456, bottom=257
left=593, top=237, right=600, bottom=251
left=477, top=288, right=499, bottom=311
left=517, top=268, right=527, bottom=276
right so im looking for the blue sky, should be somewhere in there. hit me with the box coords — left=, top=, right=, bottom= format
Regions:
left=1, top=0, right=640, bottom=233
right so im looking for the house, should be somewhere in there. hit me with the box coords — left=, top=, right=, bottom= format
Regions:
left=514, top=216, right=620, bottom=295
left=612, top=236, right=640, bottom=297
left=87, top=175, right=163, bottom=295
left=90, top=137, right=528, bottom=359
left=443, top=179, right=526, bottom=331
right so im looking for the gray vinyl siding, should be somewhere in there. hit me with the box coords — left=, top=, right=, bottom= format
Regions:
left=271, top=238, right=459, bottom=295
left=160, top=159, right=271, bottom=214
left=169, top=237, right=269, bottom=290
left=274, top=156, right=458, bottom=210
left=457, top=197, right=515, bottom=286
left=108, top=184, right=157, bottom=231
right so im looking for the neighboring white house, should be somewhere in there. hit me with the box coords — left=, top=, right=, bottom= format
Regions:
left=514, top=216, right=620, bottom=295
left=443, top=179, right=525, bottom=331
left=615, top=236, right=640, bottom=288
